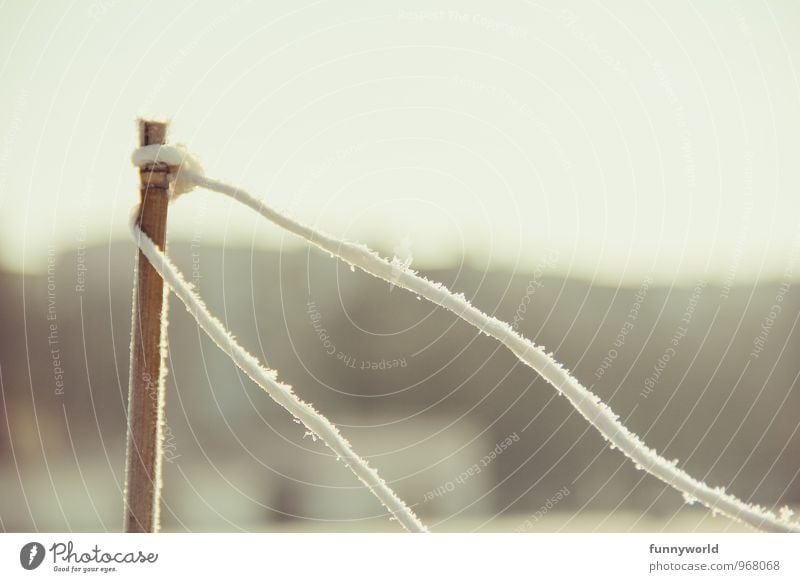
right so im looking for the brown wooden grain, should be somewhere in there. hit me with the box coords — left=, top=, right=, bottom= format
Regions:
left=124, top=120, right=170, bottom=533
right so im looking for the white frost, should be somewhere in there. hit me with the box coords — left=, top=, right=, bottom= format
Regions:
left=129, top=143, right=800, bottom=534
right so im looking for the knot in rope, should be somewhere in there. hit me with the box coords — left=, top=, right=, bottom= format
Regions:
left=131, top=144, right=203, bottom=198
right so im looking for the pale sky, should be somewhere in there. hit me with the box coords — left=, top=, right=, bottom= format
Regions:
left=1, top=0, right=799, bottom=285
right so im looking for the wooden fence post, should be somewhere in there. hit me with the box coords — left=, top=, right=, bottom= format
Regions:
left=124, top=119, right=171, bottom=532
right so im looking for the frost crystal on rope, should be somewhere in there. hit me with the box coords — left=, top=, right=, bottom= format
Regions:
left=388, top=236, right=414, bottom=291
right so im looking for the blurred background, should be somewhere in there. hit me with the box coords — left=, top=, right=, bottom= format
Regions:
left=1, top=0, right=800, bottom=532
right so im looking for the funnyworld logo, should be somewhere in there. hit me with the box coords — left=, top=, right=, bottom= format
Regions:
left=19, top=542, right=46, bottom=570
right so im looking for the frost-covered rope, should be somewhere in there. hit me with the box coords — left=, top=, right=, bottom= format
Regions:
left=128, top=211, right=426, bottom=533
left=132, top=145, right=800, bottom=533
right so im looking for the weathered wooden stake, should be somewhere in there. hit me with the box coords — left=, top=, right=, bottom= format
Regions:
left=124, top=120, right=171, bottom=533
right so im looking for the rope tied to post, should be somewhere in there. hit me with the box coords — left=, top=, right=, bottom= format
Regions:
left=132, top=144, right=203, bottom=198
left=130, top=144, right=427, bottom=533
left=130, top=142, right=800, bottom=534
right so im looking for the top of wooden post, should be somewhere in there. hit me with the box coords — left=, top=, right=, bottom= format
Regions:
left=138, top=119, right=171, bottom=192
left=139, top=119, right=167, bottom=147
